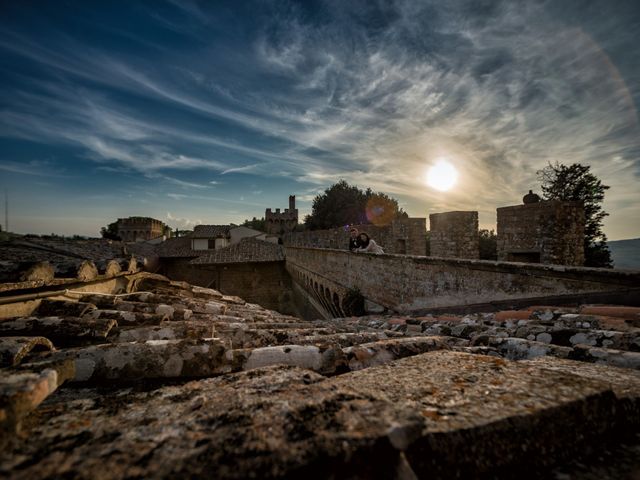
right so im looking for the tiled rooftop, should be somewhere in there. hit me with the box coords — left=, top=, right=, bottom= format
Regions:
left=192, top=225, right=232, bottom=238
left=190, top=237, right=284, bottom=264
left=156, top=236, right=200, bottom=258
left=1, top=269, right=640, bottom=477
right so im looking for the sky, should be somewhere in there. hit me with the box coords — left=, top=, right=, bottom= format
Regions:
left=1, top=0, right=639, bottom=240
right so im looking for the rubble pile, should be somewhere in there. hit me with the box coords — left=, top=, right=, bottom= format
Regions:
left=1, top=274, right=640, bottom=478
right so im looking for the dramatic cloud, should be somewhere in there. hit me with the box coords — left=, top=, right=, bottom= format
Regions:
left=0, top=0, right=638, bottom=238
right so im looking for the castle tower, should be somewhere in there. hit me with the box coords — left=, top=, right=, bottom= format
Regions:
left=266, top=196, right=299, bottom=235
left=497, top=191, right=585, bottom=266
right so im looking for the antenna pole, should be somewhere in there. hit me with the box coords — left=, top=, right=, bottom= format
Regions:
left=4, top=189, right=7, bottom=233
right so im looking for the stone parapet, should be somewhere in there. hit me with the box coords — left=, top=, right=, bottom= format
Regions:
left=285, top=246, right=640, bottom=313
left=429, top=211, right=479, bottom=259
left=283, top=218, right=427, bottom=256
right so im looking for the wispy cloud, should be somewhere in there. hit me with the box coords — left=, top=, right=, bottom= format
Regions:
left=220, top=164, right=260, bottom=175
left=0, top=160, right=67, bottom=177
left=1, top=0, right=639, bottom=238
left=167, top=193, right=188, bottom=200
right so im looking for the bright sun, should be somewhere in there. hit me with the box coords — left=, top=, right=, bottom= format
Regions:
left=426, top=159, right=458, bottom=191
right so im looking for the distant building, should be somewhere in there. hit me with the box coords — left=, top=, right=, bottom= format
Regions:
left=157, top=226, right=289, bottom=313
left=265, top=196, right=298, bottom=235
left=117, top=217, right=166, bottom=242
left=189, top=225, right=277, bottom=251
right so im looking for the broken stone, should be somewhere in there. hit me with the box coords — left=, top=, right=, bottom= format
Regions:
left=570, top=345, right=640, bottom=370
left=104, top=260, right=122, bottom=277
left=558, top=314, right=601, bottom=330
left=76, top=260, right=98, bottom=282
left=0, top=337, right=54, bottom=367
left=127, top=256, right=137, bottom=273
left=475, top=337, right=573, bottom=361
left=43, top=338, right=227, bottom=382
left=343, top=337, right=452, bottom=371
left=0, top=369, right=60, bottom=437
left=231, top=344, right=347, bottom=376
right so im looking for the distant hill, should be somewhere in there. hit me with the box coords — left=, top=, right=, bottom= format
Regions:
left=608, top=238, right=640, bottom=269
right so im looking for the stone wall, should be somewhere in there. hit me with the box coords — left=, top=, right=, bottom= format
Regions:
left=265, top=196, right=298, bottom=235
left=429, top=211, right=479, bottom=259
left=283, top=218, right=427, bottom=256
left=117, top=217, right=166, bottom=242
left=160, top=259, right=295, bottom=314
left=497, top=200, right=585, bottom=266
left=285, top=247, right=640, bottom=313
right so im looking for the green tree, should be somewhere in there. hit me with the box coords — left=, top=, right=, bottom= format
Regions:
left=479, top=229, right=497, bottom=260
left=305, top=180, right=407, bottom=230
left=537, top=162, right=612, bottom=268
left=100, top=221, right=121, bottom=241
left=242, top=217, right=266, bottom=231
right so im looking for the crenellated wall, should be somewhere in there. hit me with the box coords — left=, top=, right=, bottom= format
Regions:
left=285, top=247, right=640, bottom=314
left=283, top=218, right=427, bottom=256
left=429, top=211, right=479, bottom=259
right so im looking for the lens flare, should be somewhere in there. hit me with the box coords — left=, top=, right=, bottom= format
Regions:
left=426, top=159, right=458, bottom=191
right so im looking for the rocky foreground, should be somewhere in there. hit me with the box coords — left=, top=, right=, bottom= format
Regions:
left=1, top=273, right=640, bottom=478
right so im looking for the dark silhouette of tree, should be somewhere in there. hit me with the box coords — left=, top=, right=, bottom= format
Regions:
left=537, top=162, right=612, bottom=268
left=242, top=217, right=266, bottom=231
left=100, top=221, right=121, bottom=241
left=479, top=229, right=497, bottom=260
left=305, top=180, right=407, bottom=230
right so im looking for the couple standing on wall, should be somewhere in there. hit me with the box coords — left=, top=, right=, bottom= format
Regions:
left=348, top=227, right=384, bottom=254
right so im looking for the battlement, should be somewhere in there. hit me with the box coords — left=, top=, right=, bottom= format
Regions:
left=265, top=195, right=298, bottom=235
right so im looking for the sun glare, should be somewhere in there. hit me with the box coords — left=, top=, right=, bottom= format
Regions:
left=426, top=159, right=458, bottom=191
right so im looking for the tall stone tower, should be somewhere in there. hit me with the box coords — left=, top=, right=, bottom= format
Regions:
left=497, top=191, right=585, bottom=266
left=265, top=196, right=298, bottom=235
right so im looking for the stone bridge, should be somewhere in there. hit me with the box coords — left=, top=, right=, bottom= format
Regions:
left=285, top=247, right=640, bottom=317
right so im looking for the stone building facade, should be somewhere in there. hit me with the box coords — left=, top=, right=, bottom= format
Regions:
left=265, top=196, right=298, bottom=235
left=117, top=217, right=166, bottom=242
left=283, top=218, right=427, bottom=256
left=497, top=200, right=585, bottom=266
left=429, top=211, right=479, bottom=259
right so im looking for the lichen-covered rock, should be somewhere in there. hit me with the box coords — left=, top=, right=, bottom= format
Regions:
left=343, top=336, right=453, bottom=371
left=41, top=338, right=228, bottom=382
left=83, top=309, right=168, bottom=326
left=0, top=337, right=54, bottom=367
left=0, top=364, right=72, bottom=438
left=3, top=352, right=639, bottom=479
